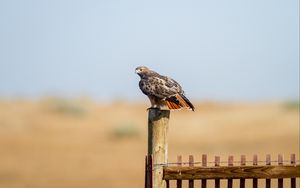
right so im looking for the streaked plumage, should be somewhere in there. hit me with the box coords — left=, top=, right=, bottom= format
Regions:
left=135, top=66, right=195, bottom=111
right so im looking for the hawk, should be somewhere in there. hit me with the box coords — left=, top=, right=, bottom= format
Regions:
left=135, top=66, right=195, bottom=111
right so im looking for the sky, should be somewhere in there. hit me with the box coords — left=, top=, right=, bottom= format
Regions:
left=0, top=0, right=299, bottom=101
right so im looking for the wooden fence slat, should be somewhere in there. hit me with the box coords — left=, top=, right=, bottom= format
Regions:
left=189, top=155, right=194, bottom=188
left=145, top=155, right=153, bottom=188
left=240, top=155, right=246, bottom=188
left=145, top=156, right=148, bottom=188
left=176, top=155, right=182, bottom=188
left=150, top=155, right=154, bottom=188
left=291, top=154, right=296, bottom=188
left=228, top=156, right=234, bottom=188
left=215, top=156, right=220, bottom=188
left=253, top=154, right=258, bottom=188
left=166, top=180, right=169, bottom=188
left=278, top=154, right=283, bottom=188
left=266, top=154, right=271, bottom=188
left=201, top=154, right=207, bottom=188
left=151, top=155, right=154, bottom=188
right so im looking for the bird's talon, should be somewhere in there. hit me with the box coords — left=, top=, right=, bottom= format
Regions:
left=147, top=107, right=160, bottom=111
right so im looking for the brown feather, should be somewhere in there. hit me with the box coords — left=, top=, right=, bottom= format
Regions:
left=165, top=94, right=194, bottom=111
left=166, top=101, right=171, bottom=109
left=166, top=101, right=181, bottom=110
left=175, top=94, right=189, bottom=108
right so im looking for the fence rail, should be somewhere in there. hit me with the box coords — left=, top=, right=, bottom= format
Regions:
left=146, top=154, right=300, bottom=188
left=164, top=165, right=300, bottom=180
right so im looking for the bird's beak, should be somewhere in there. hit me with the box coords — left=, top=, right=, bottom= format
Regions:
left=135, top=69, right=139, bottom=74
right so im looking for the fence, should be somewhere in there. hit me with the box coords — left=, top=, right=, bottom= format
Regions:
left=145, top=108, right=300, bottom=188
left=145, top=154, right=300, bottom=188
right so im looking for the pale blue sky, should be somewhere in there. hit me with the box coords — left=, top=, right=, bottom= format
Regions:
left=0, top=0, right=299, bottom=101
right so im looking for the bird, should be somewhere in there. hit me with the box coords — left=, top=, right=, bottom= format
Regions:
left=135, top=66, right=195, bottom=111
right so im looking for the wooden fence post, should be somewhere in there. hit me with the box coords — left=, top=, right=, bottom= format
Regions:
left=148, top=108, right=170, bottom=188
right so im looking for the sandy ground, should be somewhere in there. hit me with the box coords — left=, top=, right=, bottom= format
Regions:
left=0, top=99, right=299, bottom=188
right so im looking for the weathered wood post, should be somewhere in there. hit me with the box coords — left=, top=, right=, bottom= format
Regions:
left=148, top=108, right=170, bottom=188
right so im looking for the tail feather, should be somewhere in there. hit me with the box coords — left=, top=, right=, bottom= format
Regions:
left=166, top=94, right=195, bottom=111
left=166, top=100, right=181, bottom=110
left=179, top=94, right=195, bottom=111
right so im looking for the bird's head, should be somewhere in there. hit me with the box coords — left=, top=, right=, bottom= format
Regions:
left=135, top=66, right=151, bottom=77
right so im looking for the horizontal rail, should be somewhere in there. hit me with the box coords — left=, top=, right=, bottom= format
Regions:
left=163, top=165, right=300, bottom=180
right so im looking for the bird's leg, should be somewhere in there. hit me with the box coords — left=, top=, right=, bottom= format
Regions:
left=157, top=100, right=169, bottom=110
left=147, top=96, right=160, bottom=111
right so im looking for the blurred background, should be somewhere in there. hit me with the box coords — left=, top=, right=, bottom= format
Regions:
left=0, top=0, right=299, bottom=188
